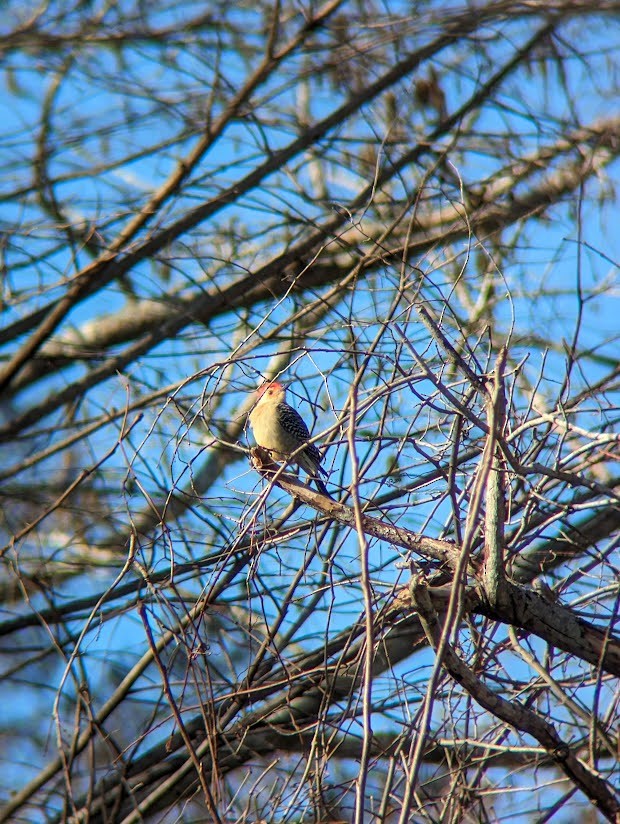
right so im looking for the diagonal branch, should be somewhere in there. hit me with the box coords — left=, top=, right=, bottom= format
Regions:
left=409, top=574, right=620, bottom=822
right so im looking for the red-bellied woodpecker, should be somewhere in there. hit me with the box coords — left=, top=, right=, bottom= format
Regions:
left=249, top=381, right=331, bottom=497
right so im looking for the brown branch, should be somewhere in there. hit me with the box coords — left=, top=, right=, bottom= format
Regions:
left=482, top=348, right=509, bottom=609
left=409, top=575, right=620, bottom=823
left=251, top=449, right=620, bottom=676
left=251, top=446, right=465, bottom=570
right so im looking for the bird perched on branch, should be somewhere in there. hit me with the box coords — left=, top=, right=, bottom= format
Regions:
left=248, top=381, right=331, bottom=497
